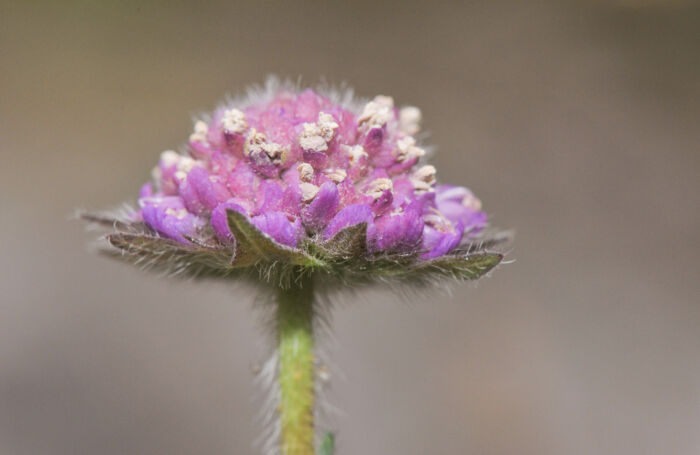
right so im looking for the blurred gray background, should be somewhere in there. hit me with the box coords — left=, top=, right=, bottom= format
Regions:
left=1, top=1, right=699, bottom=454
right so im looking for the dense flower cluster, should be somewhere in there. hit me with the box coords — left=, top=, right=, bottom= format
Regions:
left=82, top=82, right=508, bottom=455
left=136, top=86, right=487, bottom=260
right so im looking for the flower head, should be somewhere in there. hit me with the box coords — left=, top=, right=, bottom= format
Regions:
left=85, top=79, right=507, bottom=288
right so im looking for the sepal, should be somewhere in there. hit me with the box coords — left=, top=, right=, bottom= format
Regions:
left=225, top=209, right=324, bottom=268
left=84, top=211, right=508, bottom=288
left=105, top=233, right=241, bottom=278
left=323, top=221, right=368, bottom=258
left=409, top=251, right=503, bottom=282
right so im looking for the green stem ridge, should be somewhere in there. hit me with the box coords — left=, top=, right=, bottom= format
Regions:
left=277, top=275, right=316, bottom=455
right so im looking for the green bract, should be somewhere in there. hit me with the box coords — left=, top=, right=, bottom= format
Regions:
left=88, top=209, right=507, bottom=290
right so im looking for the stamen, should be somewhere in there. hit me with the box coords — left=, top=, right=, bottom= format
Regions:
left=245, top=129, right=288, bottom=165
left=300, top=182, right=320, bottom=202
left=189, top=121, right=208, bottom=144
left=160, top=150, right=181, bottom=166
left=344, top=145, right=368, bottom=166
left=221, top=109, right=248, bottom=134
left=297, top=162, right=314, bottom=182
left=298, top=112, right=339, bottom=152
left=462, top=193, right=482, bottom=211
left=174, top=156, right=198, bottom=180
left=164, top=208, right=188, bottom=220
left=412, top=165, right=436, bottom=193
left=399, top=106, right=421, bottom=135
left=357, top=95, right=394, bottom=129
left=366, top=178, right=393, bottom=199
left=323, top=168, right=347, bottom=183
left=396, top=136, right=425, bottom=163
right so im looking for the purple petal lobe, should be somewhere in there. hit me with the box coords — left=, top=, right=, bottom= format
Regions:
left=323, top=203, right=373, bottom=241
left=363, top=126, right=384, bottom=155
left=210, top=200, right=247, bottom=243
left=256, top=180, right=285, bottom=214
left=187, top=166, right=231, bottom=213
left=226, top=161, right=258, bottom=200
left=280, top=183, right=302, bottom=216
left=371, top=189, right=393, bottom=216
left=302, top=149, right=328, bottom=169
left=139, top=196, right=201, bottom=244
left=420, top=221, right=464, bottom=259
left=179, top=175, right=204, bottom=215
left=302, top=181, right=339, bottom=231
left=139, top=182, right=153, bottom=199
left=435, top=185, right=488, bottom=235
left=251, top=211, right=300, bottom=248
left=368, top=204, right=424, bottom=253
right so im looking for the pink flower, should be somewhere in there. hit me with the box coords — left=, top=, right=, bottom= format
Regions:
left=136, top=83, right=488, bottom=257
left=86, top=80, right=506, bottom=287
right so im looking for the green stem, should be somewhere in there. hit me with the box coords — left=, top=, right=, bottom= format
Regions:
left=277, top=275, right=316, bottom=455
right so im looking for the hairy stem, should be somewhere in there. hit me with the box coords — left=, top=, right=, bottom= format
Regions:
left=277, top=276, right=316, bottom=455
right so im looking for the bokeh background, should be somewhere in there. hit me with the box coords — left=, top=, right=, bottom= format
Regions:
left=1, top=1, right=699, bottom=454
